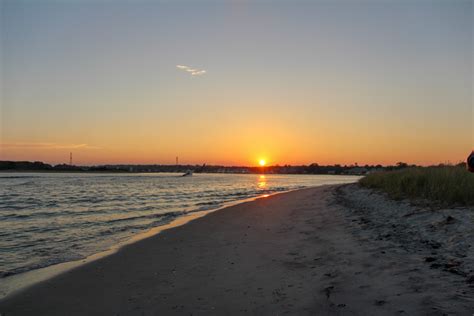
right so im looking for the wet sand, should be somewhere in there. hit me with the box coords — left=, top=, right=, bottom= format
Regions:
left=1, top=185, right=473, bottom=315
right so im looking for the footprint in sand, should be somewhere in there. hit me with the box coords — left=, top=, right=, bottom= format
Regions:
left=323, top=286, right=334, bottom=299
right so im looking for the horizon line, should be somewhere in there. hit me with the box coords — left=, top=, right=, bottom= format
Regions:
left=0, top=160, right=466, bottom=169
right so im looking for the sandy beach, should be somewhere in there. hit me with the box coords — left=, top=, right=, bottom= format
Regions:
left=1, top=184, right=473, bottom=315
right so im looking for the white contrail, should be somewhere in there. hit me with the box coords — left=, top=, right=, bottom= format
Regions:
left=176, top=65, right=206, bottom=76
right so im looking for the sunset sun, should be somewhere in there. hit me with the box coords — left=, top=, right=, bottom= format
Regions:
left=259, top=159, right=266, bottom=166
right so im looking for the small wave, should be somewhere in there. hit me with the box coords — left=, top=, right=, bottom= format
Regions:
left=103, top=210, right=184, bottom=224
left=0, top=252, right=84, bottom=278
left=1, top=213, right=30, bottom=219
left=96, top=215, right=178, bottom=237
left=9, top=181, right=37, bottom=186
left=195, top=201, right=221, bottom=206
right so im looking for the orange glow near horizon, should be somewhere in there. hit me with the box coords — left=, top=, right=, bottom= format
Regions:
left=0, top=110, right=471, bottom=167
left=1, top=141, right=471, bottom=167
left=0, top=102, right=471, bottom=167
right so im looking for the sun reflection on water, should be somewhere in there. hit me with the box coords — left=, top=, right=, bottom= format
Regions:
left=258, top=174, right=267, bottom=189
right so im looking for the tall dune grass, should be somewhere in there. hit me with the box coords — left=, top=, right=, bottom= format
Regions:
left=359, top=166, right=474, bottom=206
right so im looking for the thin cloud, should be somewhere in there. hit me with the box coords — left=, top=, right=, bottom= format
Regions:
left=176, top=64, right=207, bottom=76
left=191, top=70, right=206, bottom=76
left=1, top=143, right=100, bottom=149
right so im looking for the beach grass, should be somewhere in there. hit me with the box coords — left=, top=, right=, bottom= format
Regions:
left=359, top=166, right=474, bottom=206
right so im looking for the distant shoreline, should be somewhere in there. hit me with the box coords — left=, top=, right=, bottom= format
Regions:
left=0, top=160, right=407, bottom=176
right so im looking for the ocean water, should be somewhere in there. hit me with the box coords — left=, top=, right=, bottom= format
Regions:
left=0, top=172, right=358, bottom=279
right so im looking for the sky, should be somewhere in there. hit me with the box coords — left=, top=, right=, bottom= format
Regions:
left=0, top=0, right=472, bottom=166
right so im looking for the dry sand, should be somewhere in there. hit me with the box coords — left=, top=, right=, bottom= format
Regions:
left=0, top=184, right=473, bottom=315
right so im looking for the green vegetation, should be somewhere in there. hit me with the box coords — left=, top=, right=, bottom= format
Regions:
left=360, top=166, right=474, bottom=206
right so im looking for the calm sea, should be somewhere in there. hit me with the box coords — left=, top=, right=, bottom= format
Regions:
left=0, top=172, right=358, bottom=278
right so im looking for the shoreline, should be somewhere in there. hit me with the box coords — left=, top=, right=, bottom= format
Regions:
left=0, top=187, right=301, bottom=300
left=1, top=184, right=472, bottom=315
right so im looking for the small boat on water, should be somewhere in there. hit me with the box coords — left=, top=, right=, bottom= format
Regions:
left=182, top=170, right=193, bottom=177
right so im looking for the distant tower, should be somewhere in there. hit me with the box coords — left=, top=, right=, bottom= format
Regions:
left=176, top=156, right=179, bottom=165
left=70, top=152, right=73, bottom=166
